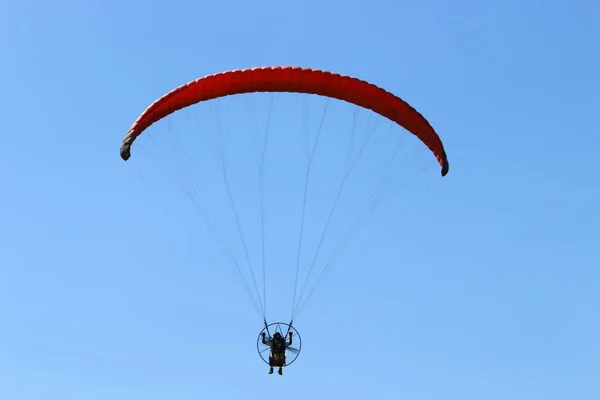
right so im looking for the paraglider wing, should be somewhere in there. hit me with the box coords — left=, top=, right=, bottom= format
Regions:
left=120, top=66, right=449, bottom=176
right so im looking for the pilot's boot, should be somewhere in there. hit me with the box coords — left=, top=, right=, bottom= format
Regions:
left=269, top=367, right=273, bottom=374
left=278, top=367, right=283, bottom=375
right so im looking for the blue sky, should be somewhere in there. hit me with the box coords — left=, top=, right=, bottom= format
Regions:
left=1, top=0, right=599, bottom=399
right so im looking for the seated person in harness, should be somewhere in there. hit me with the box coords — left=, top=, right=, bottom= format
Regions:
left=261, top=331, right=293, bottom=375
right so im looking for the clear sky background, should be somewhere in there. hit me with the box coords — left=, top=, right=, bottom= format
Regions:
left=1, top=0, right=599, bottom=399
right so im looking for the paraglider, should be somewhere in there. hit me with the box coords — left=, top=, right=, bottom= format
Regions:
left=262, top=331, right=292, bottom=375
left=257, top=322, right=301, bottom=375
left=121, top=66, right=449, bottom=373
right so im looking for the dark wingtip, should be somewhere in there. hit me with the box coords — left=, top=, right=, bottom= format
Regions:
left=441, top=161, right=449, bottom=176
left=120, top=145, right=131, bottom=161
left=440, top=148, right=449, bottom=177
left=120, top=130, right=133, bottom=161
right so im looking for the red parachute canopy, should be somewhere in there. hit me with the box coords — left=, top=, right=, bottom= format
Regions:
left=120, top=66, right=449, bottom=176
